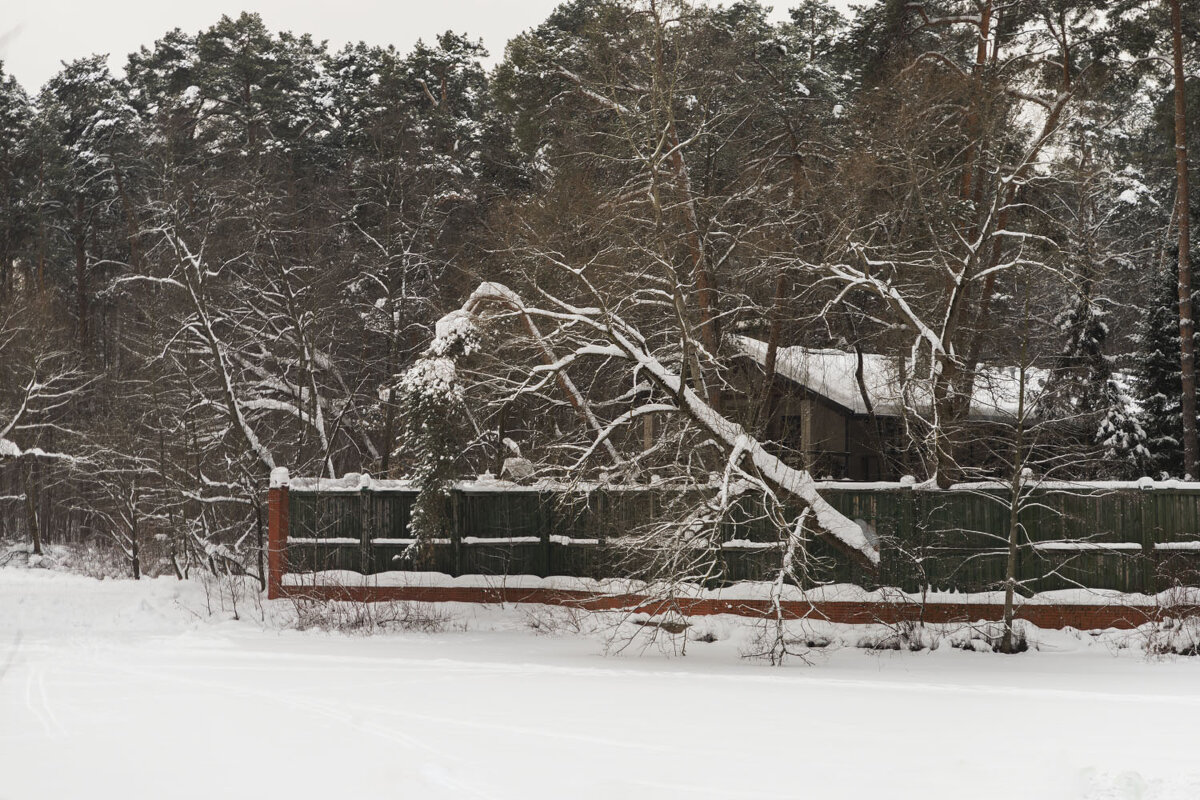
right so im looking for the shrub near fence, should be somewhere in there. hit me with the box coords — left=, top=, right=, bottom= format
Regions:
left=275, top=474, right=1200, bottom=596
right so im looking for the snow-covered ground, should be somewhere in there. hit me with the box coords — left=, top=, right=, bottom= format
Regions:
left=4, top=565, right=1200, bottom=800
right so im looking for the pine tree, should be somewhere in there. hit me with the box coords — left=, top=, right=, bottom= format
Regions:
left=1095, top=374, right=1148, bottom=476
left=1040, top=293, right=1112, bottom=423
left=0, top=62, right=34, bottom=299
left=1037, top=191, right=1146, bottom=477
left=1132, top=261, right=1197, bottom=477
left=38, top=55, right=146, bottom=355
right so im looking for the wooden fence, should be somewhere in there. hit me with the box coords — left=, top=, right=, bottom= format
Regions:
left=270, top=475, right=1200, bottom=596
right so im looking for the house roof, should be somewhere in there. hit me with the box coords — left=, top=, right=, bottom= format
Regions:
left=734, top=336, right=1045, bottom=420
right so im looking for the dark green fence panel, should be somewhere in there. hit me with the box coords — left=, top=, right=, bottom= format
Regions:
left=718, top=546, right=776, bottom=583
left=457, top=490, right=547, bottom=540
left=280, top=483, right=1200, bottom=593
left=1147, top=490, right=1200, bottom=544
left=368, top=491, right=417, bottom=538
left=546, top=491, right=616, bottom=578
left=550, top=541, right=613, bottom=580
left=376, top=542, right=455, bottom=575
left=821, top=489, right=922, bottom=590
left=1145, top=489, right=1200, bottom=589
left=460, top=542, right=545, bottom=577
left=455, top=490, right=549, bottom=577
left=286, top=541, right=363, bottom=573
left=288, top=492, right=362, bottom=540
left=1022, top=548, right=1150, bottom=593
left=287, top=492, right=364, bottom=572
left=364, top=490, right=423, bottom=574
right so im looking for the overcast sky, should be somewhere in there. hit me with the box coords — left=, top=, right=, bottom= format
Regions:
left=0, top=0, right=858, bottom=94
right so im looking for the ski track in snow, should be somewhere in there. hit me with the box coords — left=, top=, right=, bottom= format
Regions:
left=23, top=660, right=64, bottom=738
left=4, top=570, right=1200, bottom=800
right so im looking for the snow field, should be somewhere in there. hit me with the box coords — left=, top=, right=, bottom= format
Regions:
left=3, top=568, right=1200, bottom=799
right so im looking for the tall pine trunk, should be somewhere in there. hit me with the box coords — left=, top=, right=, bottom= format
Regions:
left=1170, top=0, right=1199, bottom=477
left=74, top=196, right=88, bottom=354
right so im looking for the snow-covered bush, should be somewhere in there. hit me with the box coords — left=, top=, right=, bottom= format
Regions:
left=429, top=309, right=481, bottom=359
left=400, top=357, right=462, bottom=404
left=395, top=310, right=483, bottom=559
left=286, top=596, right=457, bottom=634
left=947, top=621, right=1031, bottom=654
left=0, top=538, right=159, bottom=580
left=1143, top=616, right=1200, bottom=657
left=856, top=620, right=939, bottom=652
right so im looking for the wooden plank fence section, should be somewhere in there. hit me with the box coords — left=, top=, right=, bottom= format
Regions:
left=268, top=480, right=1200, bottom=607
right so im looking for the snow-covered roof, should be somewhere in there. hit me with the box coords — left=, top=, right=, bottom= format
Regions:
left=734, top=336, right=1044, bottom=420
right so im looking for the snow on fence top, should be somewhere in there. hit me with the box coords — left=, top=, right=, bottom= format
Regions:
left=273, top=471, right=1200, bottom=495
left=272, top=471, right=414, bottom=493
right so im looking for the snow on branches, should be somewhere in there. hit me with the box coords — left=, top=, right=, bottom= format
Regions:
left=423, top=282, right=880, bottom=567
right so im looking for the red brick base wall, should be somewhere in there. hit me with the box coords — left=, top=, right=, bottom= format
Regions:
left=274, top=583, right=1197, bottom=630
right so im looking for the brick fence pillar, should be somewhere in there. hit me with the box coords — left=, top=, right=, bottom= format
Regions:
left=267, top=468, right=289, bottom=599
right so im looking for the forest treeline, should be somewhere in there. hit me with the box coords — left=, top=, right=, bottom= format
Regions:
left=1, top=0, right=1198, bottom=579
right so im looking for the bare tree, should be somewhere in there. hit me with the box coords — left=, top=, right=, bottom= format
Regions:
left=403, top=281, right=880, bottom=567
left=0, top=298, right=89, bottom=554
left=807, top=0, right=1113, bottom=485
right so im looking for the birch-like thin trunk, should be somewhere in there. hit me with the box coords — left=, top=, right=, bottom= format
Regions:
left=129, top=486, right=141, bottom=581
left=25, top=461, right=41, bottom=556
left=253, top=494, right=266, bottom=590
left=1001, top=341, right=1028, bottom=654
